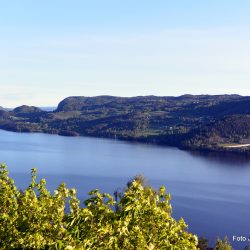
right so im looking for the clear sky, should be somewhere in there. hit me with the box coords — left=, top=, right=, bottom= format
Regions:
left=1, top=0, right=250, bottom=107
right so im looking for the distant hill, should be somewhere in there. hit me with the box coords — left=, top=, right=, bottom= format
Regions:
left=13, top=105, right=43, bottom=114
left=56, top=96, right=121, bottom=112
left=0, top=94, right=250, bottom=155
left=0, top=106, right=12, bottom=111
left=182, top=115, right=250, bottom=150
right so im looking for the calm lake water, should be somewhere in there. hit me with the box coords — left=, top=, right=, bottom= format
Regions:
left=0, top=129, right=250, bottom=248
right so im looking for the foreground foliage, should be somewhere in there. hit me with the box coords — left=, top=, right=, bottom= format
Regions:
left=214, top=237, right=233, bottom=250
left=0, top=164, right=233, bottom=249
left=0, top=164, right=198, bottom=249
left=198, top=237, right=233, bottom=250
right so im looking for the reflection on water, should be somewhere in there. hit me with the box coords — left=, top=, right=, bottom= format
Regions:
left=1, top=129, right=250, bottom=249
left=189, top=150, right=250, bottom=167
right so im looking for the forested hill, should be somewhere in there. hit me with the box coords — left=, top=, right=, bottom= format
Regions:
left=0, top=95, right=250, bottom=154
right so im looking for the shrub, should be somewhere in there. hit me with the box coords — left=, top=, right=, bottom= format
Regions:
left=214, top=237, right=233, bottom=250
left=0, top=163, right=199, bottom=249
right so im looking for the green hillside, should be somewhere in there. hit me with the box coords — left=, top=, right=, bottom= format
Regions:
left=0, top=95, right=250, bottom=154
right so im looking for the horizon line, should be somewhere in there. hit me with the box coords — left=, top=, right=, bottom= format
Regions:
left=2, top=93, right=246, bottom=109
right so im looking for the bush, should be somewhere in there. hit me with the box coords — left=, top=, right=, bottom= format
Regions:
left=214, top=237, right=233, bottom=250
left=0, top=164, right=200, bottom=249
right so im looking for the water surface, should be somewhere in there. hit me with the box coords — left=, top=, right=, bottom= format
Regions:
left=0, top=130, right=250, bottom=248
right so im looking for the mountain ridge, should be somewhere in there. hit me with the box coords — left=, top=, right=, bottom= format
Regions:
left=1, top=94, right=250, bottom=155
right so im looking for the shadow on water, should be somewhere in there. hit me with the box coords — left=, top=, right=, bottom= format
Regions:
left=188, top=150, right=250, bottom=167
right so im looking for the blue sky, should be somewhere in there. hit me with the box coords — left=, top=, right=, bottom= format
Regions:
left=1, top=0, right=250, bottom=107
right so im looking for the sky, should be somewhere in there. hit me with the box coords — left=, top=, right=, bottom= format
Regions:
left=1, top=0, right=250, bottom=107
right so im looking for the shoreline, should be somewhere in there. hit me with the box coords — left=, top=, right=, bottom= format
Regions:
left=1, top=127, right=250, bottom=157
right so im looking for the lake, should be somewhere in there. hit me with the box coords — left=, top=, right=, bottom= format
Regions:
left=0, top=129, right=250, bottom=248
